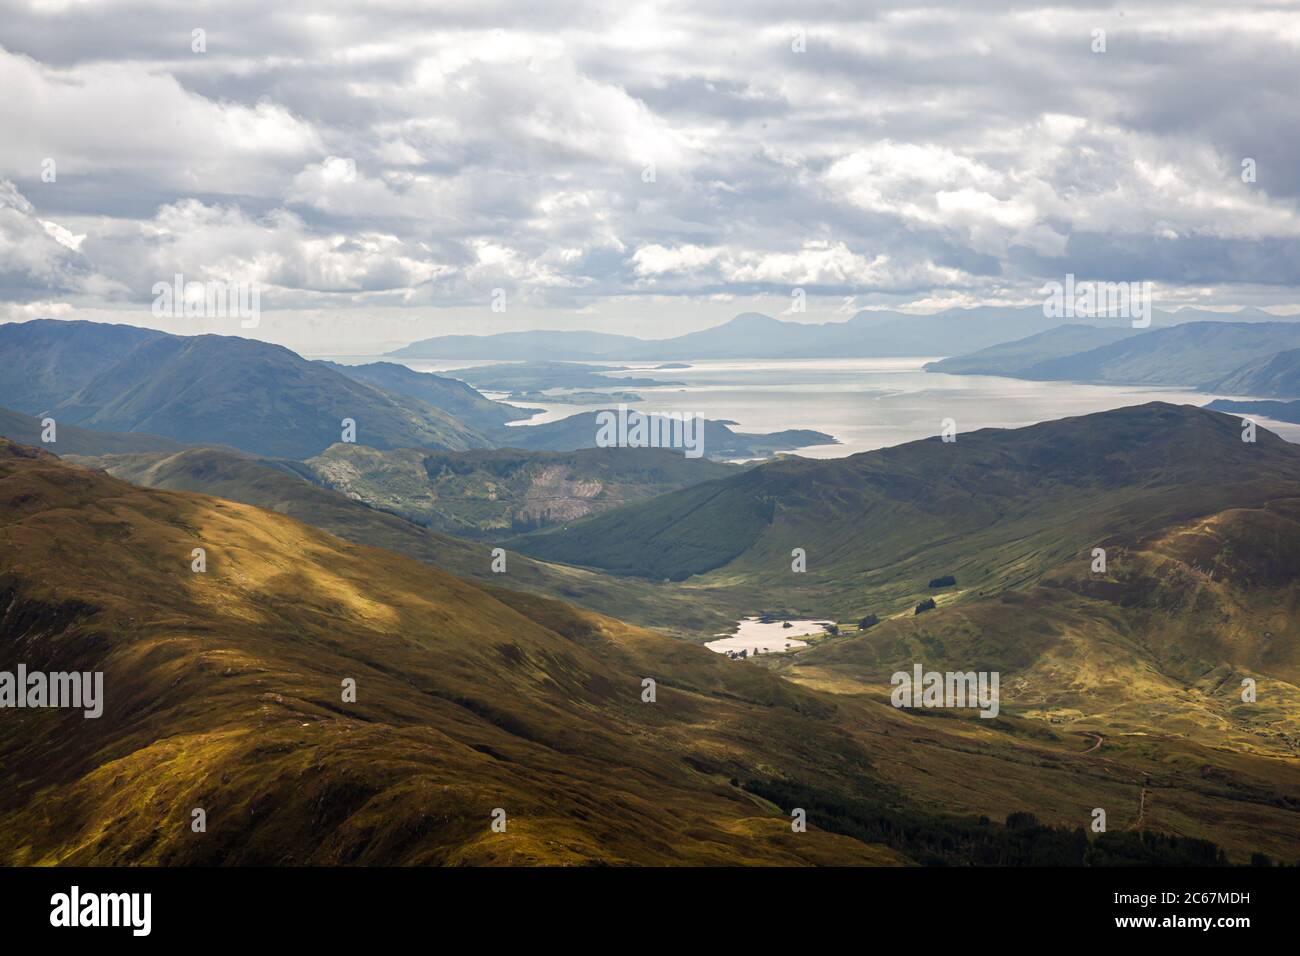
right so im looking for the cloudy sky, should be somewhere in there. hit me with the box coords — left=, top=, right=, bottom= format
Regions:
left=2, top=0, right=1299, bottom=351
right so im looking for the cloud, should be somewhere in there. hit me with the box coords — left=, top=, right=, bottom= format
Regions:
left=1, top=0, right=1299, bottom=338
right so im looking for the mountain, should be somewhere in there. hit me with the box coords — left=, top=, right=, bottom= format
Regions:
left=962, top=321, right=1300, bottom=389
left=0, top=319, right=166, bottom=412
left=511, top=404, right=1300, bottom=609
left=924, top=324, right=1144, bottom=376
left=7, top=439, right=1295, bottom=864
left=1204, top=348, right=1300, bottom=398
left=0, top=438, right=914, bottom=865
left=0, top=406, right=187, bottom=456
left=299, top=444, right=739, bottom=536
left=492, top=409, right=833, bottom=459
left=318, top=361, right=535, bottom=431
left=0, top=320, right=492, bottom=459
left=1206, top=398, right=1300, bottom=425
left=16, top=427, right=1300, bottom=864
left=386, top=306, right=1288, bottom=363
left=388, top=329, right=644, bottom=361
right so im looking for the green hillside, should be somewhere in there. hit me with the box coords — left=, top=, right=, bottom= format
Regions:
left=512, top=404, right=1300, bottom=621
left=301, top=443, right=738, bottom=536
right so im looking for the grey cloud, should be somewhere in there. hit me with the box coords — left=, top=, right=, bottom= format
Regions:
left=2, top=0, right=1299, bottom=334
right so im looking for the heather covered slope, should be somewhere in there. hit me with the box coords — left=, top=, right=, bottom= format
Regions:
left=0, top=440, right=903, bottom=865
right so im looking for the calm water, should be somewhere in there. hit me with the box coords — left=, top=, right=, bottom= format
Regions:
left=704, top=618, right=832, bottom=654
left=365, top=356, right=1300, bottom=458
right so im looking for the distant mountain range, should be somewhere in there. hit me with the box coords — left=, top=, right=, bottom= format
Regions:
left=387, top=307, right=1292, bottom=361
left=926, top=321, right=1300, bottom=396
left=1, top=320, right=828, bottom=460
left=319, top=360, right=536, bottom=431
left=1206, top=398, right=1300, bottom=425
left=1, top=320, right=500, bottom=458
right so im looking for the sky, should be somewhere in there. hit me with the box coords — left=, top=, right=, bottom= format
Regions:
left=2, top=0, right=1300, bottom=351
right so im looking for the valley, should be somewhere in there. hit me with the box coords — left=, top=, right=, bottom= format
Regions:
left=3, top=318, right=1300, bottom=866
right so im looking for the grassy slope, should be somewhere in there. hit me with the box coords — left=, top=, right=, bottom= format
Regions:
left=7, top=440, right=1298, bottom=862
left=767, top=498, right=1300, bottom=861
left=66, top=446, right=736, bottom=636
left=0, top=440, right=908, bottom=865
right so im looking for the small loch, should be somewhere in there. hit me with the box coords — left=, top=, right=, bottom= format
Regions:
left=705, top=617, right=832, bottom=655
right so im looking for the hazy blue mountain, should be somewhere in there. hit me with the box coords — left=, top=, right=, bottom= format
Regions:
left=1019, top=322, right=1300, bottom=387
left=924, top=324, right=1144, bottom=376
left=0, top=319, right=492, bottom=459
left=0, top=319, right=166, bottom=413
left=318, top=360, right=536, bottom=430
left=382, top=306, right=1282, bottom=363
left=0, top=405, right=188, bottom=456
left=1204, top=348, right=1300, bottom=398
left=1205, top=398, right=1300, bottom=424
left=388, top=328, right=644, bottom=360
